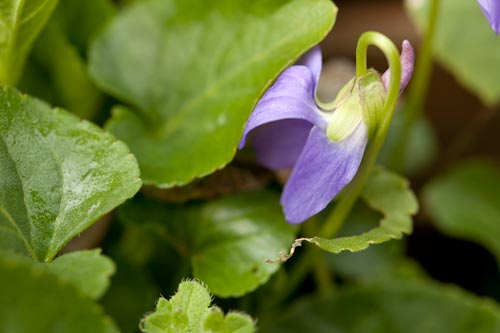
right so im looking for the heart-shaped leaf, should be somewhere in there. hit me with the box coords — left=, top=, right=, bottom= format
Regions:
left=89, top=0, right=336, bottom=187
left=0, top=86, right=141, bottom=262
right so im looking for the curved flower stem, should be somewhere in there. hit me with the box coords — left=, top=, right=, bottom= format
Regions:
left=390, top=0, right=440, bottom=170
left=320, top=31, right=401, bottom=238
left=279, top=32, right=402, bottom=303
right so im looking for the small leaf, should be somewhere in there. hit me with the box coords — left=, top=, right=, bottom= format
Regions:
left=204, top=310, right=255, bottom=333
left=0, top=0, right=59, bottom=84
left=48, top=249, right=115, bottom=299
left=170, top=281, right=212, bottom=332
left=0, top=252, right=117, bottom=333
left=328, top=204, right=426, bottom=282
left=0, top=86, right=141, bottom=262
left=119, top=191, right=296, bottom=297
left=423, top=159, right=500, bottom=260
left=262, top=281, right=500, bottom=333
left=308, top=167, right=417, bottom=253
left=141, top=280, right=255, bottom=333
left=406, top=0, right=500, bottom=106
left=89, top=0, right=336, bottom=187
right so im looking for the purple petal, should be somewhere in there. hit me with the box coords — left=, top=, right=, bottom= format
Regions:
left=297, top=46, right=322, bottom=89
left=382, top=40, right=415, bottom=93
left=281, top=124, right=368, bottom=224
left=251, top=119, right=313, bottom=169
left=239, top=65, right=325, bottom=149
left=478, top=0, right=500, bottom=34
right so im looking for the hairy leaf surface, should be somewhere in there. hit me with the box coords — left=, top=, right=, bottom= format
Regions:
left=142, top=280, right=255, bottom=333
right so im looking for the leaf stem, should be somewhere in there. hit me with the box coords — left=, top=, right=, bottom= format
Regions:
left=390, top=0, right=440, bottom=169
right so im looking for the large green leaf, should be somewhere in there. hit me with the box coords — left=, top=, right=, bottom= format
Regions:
left=0, top=252, right=117, bottom=333
left=262, top=281, right=500, bottom=333
left=293, top=167, right=417, bottom=254
left=89, top=0, right=336, bottom=187
left=141, top=280, right=255, bottom=333
left=119, top=191, right=296, bottom=297
left=0, top=86, right=141, bottom=262
left=406, top=0, right=500, bottom=106
left=0, top=0, right=59, bottom=84
left=423, top=159, right=500, bottom=261
left=48, top=249, right=115, bottom=299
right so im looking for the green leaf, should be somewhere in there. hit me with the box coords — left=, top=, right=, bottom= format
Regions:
left=0, top=0, right=59, bottom=84
left=423, top=159, right=500, bottom=261
left=328, top=204, right=426, bottom=282
left=48, top=249, right=115, bottom=299
left=119, top=191, right=296, bottom=297
left=306, top=167, right=417, bottom=253
left=204, top=310, right=255, bottom=333
left=89, top=0, right=336, bottom=187
left=19, top=0, right=115, bottom=119
left=406, top=0, right=500, bottom=106
left=0, top=252, right=117, bottom=333
left=262, top=281, right=500, bottom=333
left=0, top=86, right=141, bottom=262
left=141, top=280, right=255, bottom=333
left=21, top=22, right=104, bottom=119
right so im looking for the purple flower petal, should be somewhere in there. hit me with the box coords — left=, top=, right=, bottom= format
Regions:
left=478, top=0, right=500, bottom=34
left=251, top=119, right=313, bottom=169
left=297, top=46, right=322, bottom=89
left=381, top=40, right=415, bottom=93
left=239, top=65, right=325, bottom=149
left=281, top=123, right=368, bottom=224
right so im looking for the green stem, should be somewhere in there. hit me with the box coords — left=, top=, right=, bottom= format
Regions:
left=278, top=32, right=402, bottom=303
left=390, top=0, right=440, bottom=169
left=312, top=251, right=335, bottom=294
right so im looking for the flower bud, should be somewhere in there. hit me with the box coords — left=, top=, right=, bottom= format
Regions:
left=325, top=69, right=386, bottom=142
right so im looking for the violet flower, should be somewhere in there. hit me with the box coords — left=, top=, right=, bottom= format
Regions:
left=239, top=41, right=414, bottom=224
left=478, top=0, right=500, bottom=34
